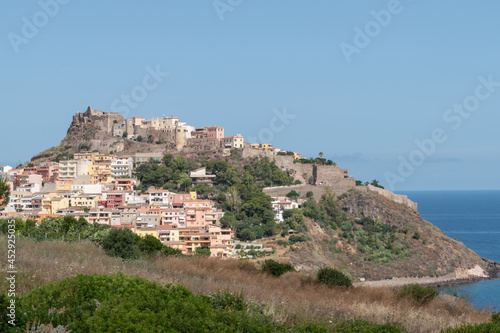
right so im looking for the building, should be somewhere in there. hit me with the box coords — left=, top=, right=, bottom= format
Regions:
left=0, top=166, right=13, bottom=179
left=160, top=208, right=186, bottom=227
left=251, top=143, right=274, bottom=150
left=220, top=134, right=244, bottom=149
left=188, top=167, right=216, bottom=184
left=135, top=227, right=159, bottom=239
left=59, top=159, right=92, bottom=179
left=158, top=225, right=180, bottom=243
left=149, top=190, right=170, bottom=205
left=115, top=178, right=136, bottom=191
left=88, top=208, right=113, bottom=225
left=135, top=213, right=160, bottom=230
left=135, top=152, right=163, bottom=164
left=70, top=194, right=100, bottom=209
left=271, top=197, right=299, bottom=222
left=169, top=193, right=193, bottom=208
left=56, top=179, right=73, bottom=192
left=102, top=191, right=123, bottom=209
left=111, top=156, right=134, bottom=178
left=192, top=126, right=224, bottom=140
left=42, top=196, right=69, bottom=215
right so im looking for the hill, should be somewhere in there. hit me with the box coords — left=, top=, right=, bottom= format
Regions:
left=25, top=107, right=500, bottom=282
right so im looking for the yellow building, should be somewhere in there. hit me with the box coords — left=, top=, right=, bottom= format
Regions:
left=70, top=194, right=100, bottom=209
left=94, top=155, right=111, bottom=163
left=56, top=179, right=73, bottom=191
left=74, top=152, right=95, bottom=161
left=135, top=228, right=159, bottom=239
left=251, top=143, right=274, bottom=150
left=42, top=197, right=69, bottom=214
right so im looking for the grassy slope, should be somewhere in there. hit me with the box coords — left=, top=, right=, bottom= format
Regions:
left=0, top=237, right=492, bottom=333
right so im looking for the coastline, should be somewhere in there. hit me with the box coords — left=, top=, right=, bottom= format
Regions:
left=355, top=261, right=500, bottom=289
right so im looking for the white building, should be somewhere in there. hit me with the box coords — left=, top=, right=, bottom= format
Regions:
left=111, top=156, right=134, bottom=178
left=0, top=166, right=13, bottom=179
left=271, top=197, right=299, bottom=222
left=148, top=190, right=170, bottom=205
left=59, top=159, right=92, bottom=179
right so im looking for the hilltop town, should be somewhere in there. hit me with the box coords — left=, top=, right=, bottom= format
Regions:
left=3, top=106, right=494, bottom=284
left=0, top=106, right=421, bottom=262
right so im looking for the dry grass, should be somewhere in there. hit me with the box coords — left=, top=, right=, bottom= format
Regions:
left=0, top=237, right=491, bottom=333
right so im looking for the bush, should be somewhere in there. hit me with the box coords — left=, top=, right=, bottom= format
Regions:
left=261, top=260, right=295, bottom=277
left=101, top=228, right=140, bottom=260
left=397, top=284, right=438, bottom=305
left=137, top=234, right=163, bottom=255
left=162, top=246, right=183, bottom=256
left=492, top=312, right=500, bottom=323
left=288, top=234, right=309, bottom=244
left=195, top=245, right=211, bottom=257
left=316, top=267, right=352, bottom=288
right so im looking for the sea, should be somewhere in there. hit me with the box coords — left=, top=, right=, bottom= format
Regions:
left=398, top=190, right=500, bottom=310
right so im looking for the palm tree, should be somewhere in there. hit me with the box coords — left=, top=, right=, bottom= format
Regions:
left=319, top=152, right=324, bottom=158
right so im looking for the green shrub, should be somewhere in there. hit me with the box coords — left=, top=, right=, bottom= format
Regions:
left=276, top=239, right=289, bottom=247
left=162, top=246, right=183, bottom=256
left=492, top=312, right=500, bottom=323
left=262, top=260, right=295, bottom=277
left=288, top=234, right=309, bottom=244
left=195, top=245, right=211, bottom=257
left=137, top=234, right=163, bottom=255
left=397, top=284, right=438, bottom=305
left=101, top=228, right=140, bottom=260
left=316, top=267, right=352, bottom=288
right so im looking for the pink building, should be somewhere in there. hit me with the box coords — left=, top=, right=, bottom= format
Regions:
left=169, top=193, right=192, bottom=208
left=160, top=208, right=186, bottom=227
left=192, top=126, right=224, bottom=140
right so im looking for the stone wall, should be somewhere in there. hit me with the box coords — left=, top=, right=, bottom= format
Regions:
left=365, top=185, right=418, bottom=211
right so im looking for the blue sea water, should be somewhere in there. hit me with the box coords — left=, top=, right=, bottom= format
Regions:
left=398, top=190, right=500, bottom=310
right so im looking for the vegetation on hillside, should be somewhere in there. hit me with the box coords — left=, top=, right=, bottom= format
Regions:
left=300, top=188, right=412, bottom=265
left=0, top=273, right=409, bottom=333
left=0, top=237, right=496, bottom=333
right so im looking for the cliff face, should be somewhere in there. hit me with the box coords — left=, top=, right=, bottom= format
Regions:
left=285, top=190, right=487, bottom=280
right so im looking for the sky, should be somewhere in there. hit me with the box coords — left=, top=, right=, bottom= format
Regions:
left=1, top=1, right=499, bottom=191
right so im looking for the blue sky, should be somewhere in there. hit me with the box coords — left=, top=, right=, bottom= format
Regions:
left=1, top=1, right=499, bottom=191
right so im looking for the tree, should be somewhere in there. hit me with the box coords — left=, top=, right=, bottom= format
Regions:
left=370, top=179, right=384, bottom=189
left=316, top=267, right=352, bottom=288
left=286, top=190, right=299, bottom=201
left=319, top=152, right=324, bottom=158
left=122, top=132, right=128, bottom=138
left=102, top=228, right=140, bottom=260
left=136, top=135, right=143, bottom=142
left=305, top=191, right=314, bottom=199
left=138, top=234, right=164, bottom=255
left=61, top=216, right=78, bottom=234
left=0, top=178, right=11, bottom=207
left=148, top=135, right=155, bottom=143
